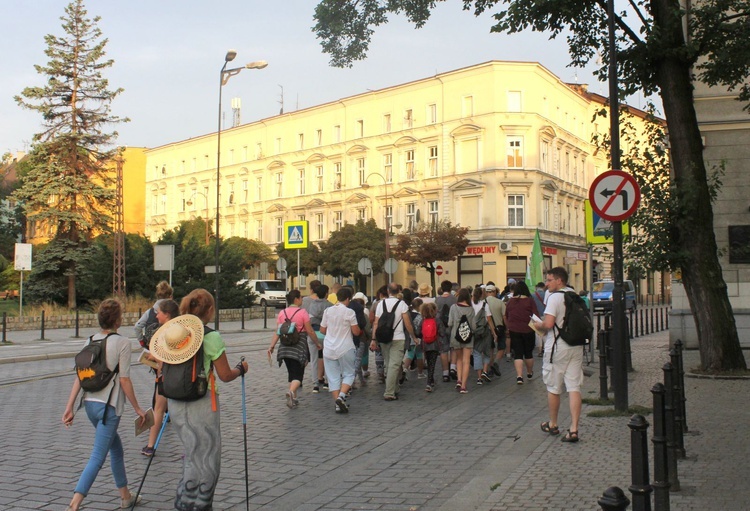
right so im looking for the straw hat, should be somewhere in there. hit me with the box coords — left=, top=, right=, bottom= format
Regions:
left=149, top=314, right=204, bottom=364
left=418, top=283, right=433, bottom=296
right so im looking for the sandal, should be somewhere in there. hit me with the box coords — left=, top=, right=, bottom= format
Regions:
left=561, top=430, right=579, bottom=443
left=540, top=421, right=560, bottom=435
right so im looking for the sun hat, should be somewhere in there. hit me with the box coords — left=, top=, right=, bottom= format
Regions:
left=485, top=284, right=497, bottom=292
left=418, top=283, right=433, bottom=296
left=352, top=291, right=368, bottom=305
left=149, top=314, right=204, bottom=364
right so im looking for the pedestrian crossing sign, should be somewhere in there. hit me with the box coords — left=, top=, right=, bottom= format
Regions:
left=284, top=221, right=309, bottom=249
left=585, top=200, right=630, bottom=244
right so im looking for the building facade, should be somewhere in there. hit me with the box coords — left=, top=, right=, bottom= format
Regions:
left=145, top=61, right=636, bottom=291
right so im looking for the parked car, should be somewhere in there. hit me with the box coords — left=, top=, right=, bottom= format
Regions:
left=592, top=280, right=636, bottom=312
left=238, top=279, right=287, bottom=308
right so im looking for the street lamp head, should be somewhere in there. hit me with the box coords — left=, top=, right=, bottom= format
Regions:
left=245, top=60, right=268, bottom=70
left=225, top=50, right=237, bottom=62
left=186, top=200, right=194, bottom=207
left=361, top=183, right=371, bottom=190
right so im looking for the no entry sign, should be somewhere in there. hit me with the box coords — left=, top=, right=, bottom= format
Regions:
left=589, top=170, right=641, bottom=222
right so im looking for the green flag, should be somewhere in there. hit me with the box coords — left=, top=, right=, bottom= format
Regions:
left=526, top=229, right=544, bottom=290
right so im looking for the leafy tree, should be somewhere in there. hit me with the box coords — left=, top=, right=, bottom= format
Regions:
left=13, top=0, right=127, bottom=309
left=226, top=237, right=274, bottom=273
left=319, top=219, right=386, bottom=280
left=393, top=220, right=470, bottom=293
left=275, top=242, right=323, bottom=289
left=0, top=154, right=25, bottom=261
left=123, top=233, right=159, bottom=299
left=312, top=0, right=749, bottom=371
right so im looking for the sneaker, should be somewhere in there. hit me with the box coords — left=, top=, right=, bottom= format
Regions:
left=449, top=368, right=458, bottom=381
left=323, top=382, right=330, bottom=391
left=121, top=493, right=142, bottom=509
left=362, top=370, right=371, bottom=378
left=527, top=372, right=533, bottom=379
left=442, top=375, right=450, bottom=383
left=491, top=363, right=502, bottom=377
left=516, top=376, right=524, bottom=385
left=459, top=387, right=468, bottom=394
left=481, top=371, right=492, bottom=383
left=425, top=384, right=433, bottom=393
left=141, top=446, right=154, bottom=457
left=335, top=396, right=349, bottom=413
left=285, top=391, right=295, bottom=409
left=417, top=373, right=427, bottom=379
left=291, top=391, right=300, bottom=407
left=476, top=378, right=483, bottom=385
left=312, top=385, right=320, bottom=394
left=538, top=350, right=544, bottom=358
left=455, top=380, right=462, bottom=389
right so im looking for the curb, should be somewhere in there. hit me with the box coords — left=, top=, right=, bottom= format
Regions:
left=685, top=371, right=750, bottom=380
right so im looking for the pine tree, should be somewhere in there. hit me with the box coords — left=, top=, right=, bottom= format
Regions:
left=13, top=0, right=127, bottom=308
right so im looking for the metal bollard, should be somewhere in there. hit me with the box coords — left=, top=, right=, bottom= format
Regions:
left=669, top=349, right=686, bottom=458
left=651, top=383, right=671, bottom=511
left=75, top=308, right=80, bottom=338
left=138, top=307, right=142, bottom=318
left=40, top=309, right=46, bottom=340
left=241, top=306, right=245, bottom=330
left=662, top=363, right=681, bottom=491
left=673, top=340, right=688, bottom=432
left=263, top=304, right=268, bottom=329
left=625, top=316, right=633, bottom=372
left=598, top=486, right=631, bottom=511
left=2, top=312, right=6, bottom=342
left=598, top=329, right=609, bottom=400
left=628, top=414, right=653, bottom=511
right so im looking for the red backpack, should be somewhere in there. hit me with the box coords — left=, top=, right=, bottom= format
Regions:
left=422, top=317, right=438, bottom=344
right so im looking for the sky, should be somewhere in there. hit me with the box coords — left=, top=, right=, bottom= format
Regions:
left=0, top=0, right=615, bottom=156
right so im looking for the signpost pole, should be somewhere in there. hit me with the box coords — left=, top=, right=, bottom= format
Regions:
left=19, top=271, right=23, bottom=318
left=297, top=249, right=301, bottom=289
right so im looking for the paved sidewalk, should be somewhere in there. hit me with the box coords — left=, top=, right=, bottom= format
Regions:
left=0, top=329, right=747, bottom=510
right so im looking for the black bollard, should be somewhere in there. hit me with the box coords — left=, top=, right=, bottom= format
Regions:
left=598, top=486, right=631, bottom=511
left=625, top=316, right=633, bottom=372
left=651, top=383, right=671, bottom=511
left=138, top=307, right=142, bottom=318
left=628, top=414, right=653, bottom=511
left=75, top=308, right=80, bottom=338
left=40, top=309, right=46, bottom=340
left=241, top=306, right=245, bottom=330
left=2, top=312, right=6, bottom=342
left=598, top=328, right=609, bottom=400
left=662, top=363, right=681, bottom=492
left=674, top=340, right=688, bottom=433
left=263, top=304, right=268, bottom=329
left=669, top=349, right=686, bottom=458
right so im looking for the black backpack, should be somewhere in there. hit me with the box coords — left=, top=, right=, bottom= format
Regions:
left=375, top=299, right=402, bottom=344
left=75, top=333, right=119, bottom=392
left=553, top=290, right=594, bottom=348
left=454, top=313, right=474, bottom=344
left=278, top=309, right=302, bottom=346
left=440, top=303, right=451, bottom=328
left=160, top=326, right=212, bottom=401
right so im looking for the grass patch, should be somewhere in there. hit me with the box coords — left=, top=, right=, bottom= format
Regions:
left=0, top=300, right=20, bottom=317
left=583, top=397, right=614, bottom=406
left=0, top=341, right=15, bottom=346
left=490, top=483, right=501, bottom=491
left=587, top=404, right=652, bottom=418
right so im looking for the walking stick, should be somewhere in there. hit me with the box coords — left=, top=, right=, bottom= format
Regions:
left=241, top=356, right=249, bottom=511
left=131, top=411, right=169, bottom=510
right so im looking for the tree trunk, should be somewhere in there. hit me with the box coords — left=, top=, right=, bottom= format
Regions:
left=67, top=272, right=76, bottom=310
left=652, top=0, right=747, bottom=371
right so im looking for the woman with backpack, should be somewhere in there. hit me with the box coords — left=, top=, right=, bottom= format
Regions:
left=448, top=288, right=476, bottom=394
left=267, top=289, right=320, bottom=409
left=150, top=288, right=248, bottom=511
left=419, top=301, right=444, bottom=392
left=471, top=286, right=496, bottom=386
left=62, top=299, right=148, bottom=511
left=504, top=281, right=540, bottom=384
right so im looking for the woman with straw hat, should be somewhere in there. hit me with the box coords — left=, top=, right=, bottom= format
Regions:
left=150, top=288, right=247, bottom=511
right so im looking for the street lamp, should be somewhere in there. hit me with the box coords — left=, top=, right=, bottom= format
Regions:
left=186, top=190, right=210, bottom=245
left=362, top=173, right=401, bottom=283
left=215, top=50, right=267, bottom=329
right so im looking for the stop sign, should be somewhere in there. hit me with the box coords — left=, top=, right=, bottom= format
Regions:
left=435, top=265, right=443, bottom=276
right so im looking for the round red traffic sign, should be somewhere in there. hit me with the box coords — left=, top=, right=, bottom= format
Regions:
left=435, top=265, right=443, bottom=276
left=589, top=170, right=641, bottom=222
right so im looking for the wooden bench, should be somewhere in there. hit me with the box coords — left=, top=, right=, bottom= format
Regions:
left=3, top=290, right=19, bottom=300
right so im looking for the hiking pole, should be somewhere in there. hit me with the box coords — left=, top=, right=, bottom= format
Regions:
left=131, top=411, right=169, bottom=511
left=240, top=356, right=249, bottom=511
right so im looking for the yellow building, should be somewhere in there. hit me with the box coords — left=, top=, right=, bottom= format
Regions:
left=26, top=146, right=148, bottom=242
left=145, top=61, right=645, bottom=291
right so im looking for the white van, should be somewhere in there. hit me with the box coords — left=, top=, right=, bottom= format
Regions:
left=238, top=279, right=287, bottom=308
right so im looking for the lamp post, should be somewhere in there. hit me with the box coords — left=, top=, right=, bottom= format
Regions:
left=186, top=191, right=210, bottom=245
left=215, top=50, right=267, bottom=329
left=362, top=173, right=401, bottom=283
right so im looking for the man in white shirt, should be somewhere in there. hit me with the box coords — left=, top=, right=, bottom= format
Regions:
left=534, top=267, right=583, bottom=443
left=320, top=287, right=361, bottom=413
left=370, top=283, right=417, bottom=401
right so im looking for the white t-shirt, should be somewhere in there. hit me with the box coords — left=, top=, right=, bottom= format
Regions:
left=472, top=301, right=492, bottom=318
left=375, top=297, right=410, bottom=341
left=543, top=287, right=574, bottom=352
left=320, top=303, right=358, bottom=360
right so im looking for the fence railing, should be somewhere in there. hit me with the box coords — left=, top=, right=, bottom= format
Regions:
left=595, top=304, right=671, bottom=339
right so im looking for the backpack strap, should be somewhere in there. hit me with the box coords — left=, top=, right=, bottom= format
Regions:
left=391, top=300, right=403, bottom=330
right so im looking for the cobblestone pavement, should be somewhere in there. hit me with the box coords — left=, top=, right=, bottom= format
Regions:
left=0, top=326, right=747, bottom=510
